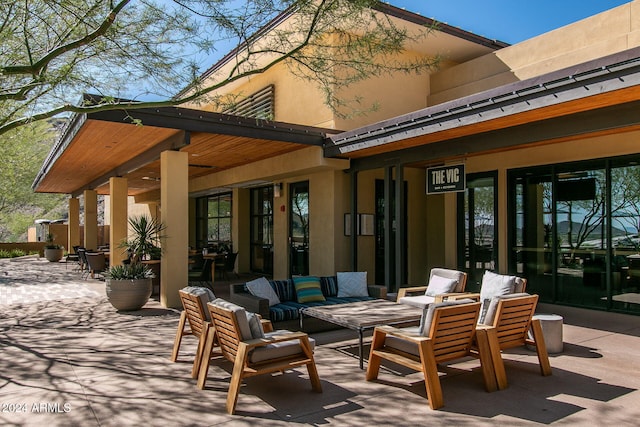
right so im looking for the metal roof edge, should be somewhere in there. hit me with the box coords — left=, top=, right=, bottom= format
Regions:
left=327, top=46, right=640, bottom=152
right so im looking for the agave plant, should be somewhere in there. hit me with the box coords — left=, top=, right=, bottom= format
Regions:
left=105, top=263, right=154, bottom=280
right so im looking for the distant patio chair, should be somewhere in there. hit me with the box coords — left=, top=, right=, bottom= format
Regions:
left=65, top=245, right=81, bottom=270
left=77, top=248, right=89, bottom=279
left=85, top=252, right=106, bottom=280
left=215, top=252, right=238, bottom=280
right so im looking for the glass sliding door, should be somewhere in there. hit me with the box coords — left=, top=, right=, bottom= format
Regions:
left=509, top=157, right=640, bottom=315
left=459, top=172, right=498, bottom=291
left=289, top=181, right=309, bottom=276
left=250, top=186, right=273, bottom=275
left=610, top=160, right=640, bottom=313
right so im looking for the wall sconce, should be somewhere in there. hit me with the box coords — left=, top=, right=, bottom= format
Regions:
left=273, top=182, right=283, bottom=198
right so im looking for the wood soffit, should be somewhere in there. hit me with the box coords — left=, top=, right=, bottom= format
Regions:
left=35, top=107, right=334, bottom=197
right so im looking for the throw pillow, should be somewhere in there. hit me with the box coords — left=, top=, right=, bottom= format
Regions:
left=337, top=271, right=368, bottom=297
left=246, top=311, right=266, bottom=339
left=479, top=271, right=517, bottom=323
left=246, top=277, right=281, bottom=306
left=293, top=276, right=326, bottom=303
left=425, top=275, right=458, bottom=297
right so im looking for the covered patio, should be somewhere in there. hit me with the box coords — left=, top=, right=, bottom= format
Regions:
left=1, top=257, right=638, bottom=425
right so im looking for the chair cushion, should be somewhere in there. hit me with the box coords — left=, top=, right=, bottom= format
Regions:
left=425, top=275, right=458, bottom=297
left=419, top=299, right=477, bottom=336
left=481, top=292, right=531, bottom=326
left=293, top=276, right=326, bottom=303
left=479, top=271, right=517, bottom=323
left=246, top=277, right=281, bottom=306
left=337, top=271, right=368, bottom=297
left=181, top=286, right=216, bottom=320
left=210, top=298, right=253, bottom=341
left=430, top=268, right=466, bottom=293
left=246, top=311, right=266, bottom=339
left=385, top=326, right=422, bottom=356
left=249, top=331, right=316, bottom=364
left=397, top=294, right=436, bottom=309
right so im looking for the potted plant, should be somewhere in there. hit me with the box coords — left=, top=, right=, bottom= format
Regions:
left=43, top=233, right=64, bottom=262
left=105, top=215, right=165, bottom=310
left=105, top=263, right=155, bottom=311
left=121, top=215, right=166, bottom=295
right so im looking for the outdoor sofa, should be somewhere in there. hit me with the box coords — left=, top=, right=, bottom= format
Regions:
left=230, top=273, right=387, bottom=332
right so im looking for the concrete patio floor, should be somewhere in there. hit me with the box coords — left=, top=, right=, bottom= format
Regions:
left=1, top=256, right=639, bottom=426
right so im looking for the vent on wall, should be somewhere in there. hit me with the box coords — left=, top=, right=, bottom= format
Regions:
left=223, top=85, right=274, bottom=120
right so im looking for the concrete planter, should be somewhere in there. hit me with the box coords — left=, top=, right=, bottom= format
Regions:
left=44, top=248, right=64, bottom=262
left=106, top=278, right=152, bottom=311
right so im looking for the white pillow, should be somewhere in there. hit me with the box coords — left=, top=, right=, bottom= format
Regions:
left=246, top=277, right=281, bottom=306
left=480, top=271, right=516, bottom=301
left=337, top=271, right=368, bottom=297
left=479, top=271, right=516, bottom=323
left=425, top=275, right=458, bottom=297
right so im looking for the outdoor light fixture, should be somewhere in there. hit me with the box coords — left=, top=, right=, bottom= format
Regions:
left=274, top=183, right=283, bottom=198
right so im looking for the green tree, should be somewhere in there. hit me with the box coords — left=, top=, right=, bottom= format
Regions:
left=0, top=0, right=438, bottom=136
left=0, top=120, right=66, bottom=241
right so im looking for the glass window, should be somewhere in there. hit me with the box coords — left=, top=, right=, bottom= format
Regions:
left=195, top=192, right=232, bottom=250
left=509, top=157, right=640, bottom=315
left=250, top=186, right=273, bottom=274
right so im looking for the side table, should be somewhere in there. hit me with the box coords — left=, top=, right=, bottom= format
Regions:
left=529, top=313, right=563, bottom=353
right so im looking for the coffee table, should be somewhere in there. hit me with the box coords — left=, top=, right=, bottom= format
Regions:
left=300, top=299, right=422, bottom=369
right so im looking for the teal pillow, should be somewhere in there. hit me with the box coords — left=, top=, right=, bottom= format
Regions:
left=293, top=276, right=326, bottom=303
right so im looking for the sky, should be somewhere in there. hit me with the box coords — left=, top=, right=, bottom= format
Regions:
left=387, top=0, right=631, bottom=44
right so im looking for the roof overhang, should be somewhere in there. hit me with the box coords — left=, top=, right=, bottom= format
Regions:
left=34, top=99, right=338, bottom=197
left=325, top=46, right=640, bottom=167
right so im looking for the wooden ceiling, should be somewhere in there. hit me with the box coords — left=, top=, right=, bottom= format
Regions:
left=35, top=107, right=328, bottom=197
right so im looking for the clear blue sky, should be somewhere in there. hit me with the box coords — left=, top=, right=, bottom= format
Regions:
left=389, top=0, right=631, bottom=44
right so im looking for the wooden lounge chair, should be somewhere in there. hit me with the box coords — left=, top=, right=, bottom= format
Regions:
left=201, top=298, right=321, bottom=414
left=475, top=293, right=552, bottom=390
left=366, top=300, right=496, bottom=410
left=171, top=287, right=218, bottom=380
left=397, top=268, right=468, bottom=309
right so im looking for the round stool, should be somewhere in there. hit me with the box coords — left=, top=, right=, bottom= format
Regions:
left=528, top=313, right=563, bottom=354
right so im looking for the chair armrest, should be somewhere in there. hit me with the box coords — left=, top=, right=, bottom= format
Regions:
left=446, top=292, right=480, bottom=301
left=229, top=291, right=270, bottom=319
left=396, top=286, right=428, bottom=300
left=434, top=292, right=477, bottom=302
left=260, top=319, right=274, bottom=333
left=367, top=285, right=387, bottom=299
left=375, top=325, right=430, bottom=342
left=243, top=331, right=310, bottom=348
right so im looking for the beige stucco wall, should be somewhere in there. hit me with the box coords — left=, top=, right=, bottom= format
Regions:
left=430, top=1, right=640, bottom=105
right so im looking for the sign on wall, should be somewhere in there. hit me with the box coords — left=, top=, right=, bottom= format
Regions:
left=426, top=164, right=466, bottom=194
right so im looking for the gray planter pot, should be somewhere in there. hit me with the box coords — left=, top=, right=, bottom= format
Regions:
left=44, top=248, right=64, bottom=262
left=106, top=278, right=152, bottom=311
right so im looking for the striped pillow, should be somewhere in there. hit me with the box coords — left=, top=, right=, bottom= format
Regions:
left=293, top=276, right=326, bottom=303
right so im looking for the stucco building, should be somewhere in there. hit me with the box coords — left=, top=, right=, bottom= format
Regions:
left=34, top=1, right=640, bottom=315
